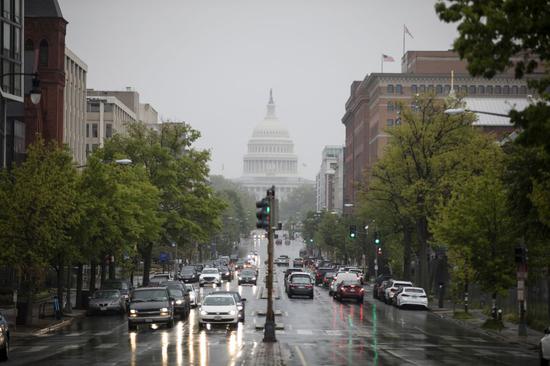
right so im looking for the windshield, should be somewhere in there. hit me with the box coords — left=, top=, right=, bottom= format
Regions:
left=203, top=296, right=235, bottom=306
left=132, top=289, right=168, bottom=302
left=93, top=290, right=120, bottom=299
left=291, top=276, right=311, bottom=284
left=203, top=269, right=218, bottom=274
left=169, top=289, right=184, bottom=298
left=241, top=270, right=255, bottom=276
left=342, top=281, right=361, bottom=286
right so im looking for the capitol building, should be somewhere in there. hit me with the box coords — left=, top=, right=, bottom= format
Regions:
left=235, top=90, right=312, bottom=201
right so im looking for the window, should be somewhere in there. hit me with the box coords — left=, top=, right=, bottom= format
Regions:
left=444, top=85, right=451, bottom=94
left=86, top=124, right=90, bottom=138
left=88, top=102, right=100, bottom=112
left=520, top=85, right=527, bottom=94
left=411, top=85, right=417, bottom=94
left=427, top=85, right=434, bottom=93
left=436, top=85, right=443, bottom=95
left=503, top=85, right=510, bottom=94
left=3, top=23, right=10, bottom=57
left=13, top=27, right=20, bottom=60
left=3, top=0, right=11, bottom=19
left=92, top=144, right=99, bottom=151
left=103, top=103, right=113, bottom=112
left=106, top=124, right=112, bottom=138
left=419, top=85, right=426, bottom=93
left=469, top=85, right=476, bottom=94
left=14, top=0, right=20, bottom=23
left=387, top=84, right=394, bottom=94
left=396, top=84, right=402, bottom=94
left=460, top=85, right=467, bottom=94
left=386, top=119, right=394, bottom=127
left=13, top=63, right=19, bottom=95
left=511, top=85, right=518, bottom=94
left=39, top=39, right=48, bottom=66
left=486, top=85, right=494, bottom=94
left=387, top=101, right=394, bottom=112
left=2, top=59, right=10, bottom=92
left=92, top=123, right=98, bottom=138
left=478, top=85, right=485, bottom=94
left=495, top=85, right=502, bottom=94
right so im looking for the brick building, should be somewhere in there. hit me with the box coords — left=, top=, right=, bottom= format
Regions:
left=341, top=50, right=533, bottom=211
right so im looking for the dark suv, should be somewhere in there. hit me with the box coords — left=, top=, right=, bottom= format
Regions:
left=127, top=287, right=175, bottom=330
left=179, top=267, right=199, bottom=283
left=372, top=274, right=392, bottom=299
left=287, top=273, right=314, bottom=299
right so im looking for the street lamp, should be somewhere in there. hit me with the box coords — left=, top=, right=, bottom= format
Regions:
left=29, top=74, right=42, bottom=105
left=444, top=108, right=509, bottom=118
left=76, top=158, right=133, bottom=169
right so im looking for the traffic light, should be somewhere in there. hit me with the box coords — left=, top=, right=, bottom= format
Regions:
left=377, top=247, right=382, bottom=256
left=374, top=231, right=381, bottom=245
left=514, top=247, right=527, bottom=264
left=349, top=225, right=357, bottom=239
left=256, top=198, right=271, bottom=230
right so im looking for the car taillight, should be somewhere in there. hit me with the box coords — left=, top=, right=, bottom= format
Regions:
left=305, top=284, right=313, bottom=288
left=360, top=288, right=365, bottom=293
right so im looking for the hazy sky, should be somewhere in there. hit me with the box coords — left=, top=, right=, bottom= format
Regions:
left=58, top=0, right=458, bottom=180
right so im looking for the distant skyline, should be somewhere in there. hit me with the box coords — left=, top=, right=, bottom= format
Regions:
left=58, top=0, right=458, bottom=179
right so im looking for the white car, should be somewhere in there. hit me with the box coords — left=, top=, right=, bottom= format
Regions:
left=198, top=294, right=239, bottom=329
left=541, top=327, right=550, bottom=366
left=395, top=287, right=428, bottom=309
left=199, top=268, right=221, bottom=287
left=329, top=272, right=359, bottom=296
left=384, top=280, right=413, bottom=304
left=185, top=284, right=198, bottom=307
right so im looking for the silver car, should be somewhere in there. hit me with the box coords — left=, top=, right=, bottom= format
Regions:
left=541, top=327, right=550, bottom=366
left=185, top=284, right=198, bottom=307
left=87, top=289, right=126, bottom=315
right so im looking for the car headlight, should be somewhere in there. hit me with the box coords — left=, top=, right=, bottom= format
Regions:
left=175, top=300, right=183, bottom=305
left=130, top=309, right=137, bottom=314
left=238, top=277, right=242, bottom=280
left=237, top=305, right=243, bottom=311
left=226, top=272, right=230, bottom=275
left=160, top=307, right=169, bottom=312
left=229, top=310, right=236, bottom=315
left=200, top=310, right=208, bottom=316
left=252, top=277, right=256, bottom=280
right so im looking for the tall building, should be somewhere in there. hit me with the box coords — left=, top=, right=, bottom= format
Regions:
left=0, top=0, right=24, bottom=168
left=316, top=146, right=344, bottom=213
left=236, top=90, right=312, bottom=201
left=64, top=47, right=87, bottom=165
left=341, top=50, right=533, bottom=211
left=139, top=103, right=158, bottom=124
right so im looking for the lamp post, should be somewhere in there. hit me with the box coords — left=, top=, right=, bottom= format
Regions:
left=444, top=108, right=509, bottom=118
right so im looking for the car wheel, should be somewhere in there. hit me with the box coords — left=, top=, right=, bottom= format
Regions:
left=128, top=321, right=137, bottom=331
left=0, top=338, right=8, bottom=361
left=309, top=295, right=314, bottom=300
left=328, top=290, right=333, bottom=296
left=288, top=293, right=292, bottom=298
left=238, top=281, right=241, bottom=285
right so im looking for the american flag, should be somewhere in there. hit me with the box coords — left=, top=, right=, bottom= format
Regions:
left=404, top=25, right=414, bottom=39
left=382, top=54, right=395, bottom=62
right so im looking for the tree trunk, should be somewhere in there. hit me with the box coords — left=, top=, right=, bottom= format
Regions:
left=416, top=217, right=430, bottom=291
left=56, top=263, right=65, bottom=310
left=142, top=243, right=153, bottom=286
left=65, top=264, right=72, bottom=313
left=75, top=263, right=83, bottom=309
left=403, top=225, right=413, bottom=280
left=491, top=291, right=497, bottom=319
left=547, top=267, right=550, bottom=320
left=89, top=260, right=97, bottom=292
left=100, top=261, right=106, bottom=285
left=108, top=255, right=116, bottom=280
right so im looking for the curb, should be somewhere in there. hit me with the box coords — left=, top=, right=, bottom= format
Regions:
left=15, top=311, right=86, bottom=337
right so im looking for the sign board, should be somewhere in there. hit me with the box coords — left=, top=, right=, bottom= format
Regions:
left=159, top=252, right=169, bottom=263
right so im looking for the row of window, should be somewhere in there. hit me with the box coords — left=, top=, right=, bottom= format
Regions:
left=386, top=118, right=402, bottom=127
left=2, top=0, right=21, bottom=24
left=86, top=123, right=113, bottom=138
left=387, top=83, right=527, bottom=96
left=249, top=144, right=292, bottom=153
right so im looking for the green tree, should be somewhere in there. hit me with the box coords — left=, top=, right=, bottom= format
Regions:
left=0, top=139, right=80, bottom=324
left=279, top=184, right=316, bottom=222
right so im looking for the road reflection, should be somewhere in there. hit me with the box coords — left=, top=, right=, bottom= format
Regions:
left=199, top=328, right=208, bottom=366
left=176, top=321, right=183, bottom=366
left=129, top=331, right=137, bottom=366
left=161, top=331, right=169, bottom=366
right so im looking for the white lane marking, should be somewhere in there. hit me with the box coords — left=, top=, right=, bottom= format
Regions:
left=296, top=329, right=313, bottom=335
left=325, top=330, right=342, bottom=336
left=61, top=344, right=80, bottom=350
left=95, top=343, right=117, bottom=349
left=295, top=345, right=308, bottom=366
left=92, top=331, right=112, bottom=336
left=64, top=332, right=85, bottom=337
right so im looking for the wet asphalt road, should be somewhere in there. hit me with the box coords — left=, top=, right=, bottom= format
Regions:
left=8, top=239, right=539, bottom=365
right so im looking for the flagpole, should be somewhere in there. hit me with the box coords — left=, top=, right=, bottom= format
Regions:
left=381, top=54, right=383, bottom=73
left=402, top=24, right=406, bottom=58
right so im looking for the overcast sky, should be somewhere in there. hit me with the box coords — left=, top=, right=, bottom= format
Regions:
left=58, top=0, right=458, bottom=180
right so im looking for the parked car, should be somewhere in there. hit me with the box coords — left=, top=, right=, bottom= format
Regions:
left=215, top=291, right=247, bottom=322
left=286, top=273, right=314, bottom=299
left=377, top=280, right=391, bottom=301
left=284, top=239, right=291, bottom=245
left=199, top=268, right=221, bottom=287
left=184, top=284, right=198, bottom=307
left=540, top=327, right=550, bottom=366
left=275, top=239, right=283, bottom=245
left=372, top=275, right=392, bottom=299
left=101, top=279, right=132, bottom=301
left=168, top=288, right=190, bottom=319
left=198, top=294, right=239, bottom=329
left=149, top=273, right=172, bottom=286
left=238, top=269, right=257, bottom=285
left=87, top=289, right=126, bottom=315
left=315, top=267, right=335, bottom=285
left=384, top=280, right=413, bottom=305
left=394, top=287, right=428, bottom=309
left=322, top=272, right=336, bottom=288
left=329, top=272, right=358, bottom=296
left=334, top=280, right=364, bottom=303
left=127, top=287, right=175, bottom=330
left=293, top=258, right=304, bottom=267
left=179, top=267, right=199, bottom=283
left=0, top=312, right=9, bottom=361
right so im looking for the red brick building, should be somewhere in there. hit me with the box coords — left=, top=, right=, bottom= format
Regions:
left=342, top=50, right=531, bottom=212
left=24, top=0, right=67, bottom=148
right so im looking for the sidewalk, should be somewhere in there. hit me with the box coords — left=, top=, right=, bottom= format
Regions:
left=11, top=309, right=87, bottom=336
left=431, top=304, right=543, bottom=349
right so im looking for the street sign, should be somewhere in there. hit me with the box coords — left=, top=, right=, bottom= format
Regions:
left=159, top=252, right=169, bottom=263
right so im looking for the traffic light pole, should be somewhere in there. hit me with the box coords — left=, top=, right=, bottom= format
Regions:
left=263, top=186, right=276, bottom=343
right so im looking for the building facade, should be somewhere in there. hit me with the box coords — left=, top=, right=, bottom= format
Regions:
left=64, top=47, right=87, bottom=165
left=342, top=50, right=533, bottom=211
left=316, top=145, right=344, bottom=213
left=236, top=90, right=312, bottom=201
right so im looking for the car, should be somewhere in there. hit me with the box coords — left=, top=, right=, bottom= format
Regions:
left=286, top=272, right=314, bottom=299
left=334, top=280, right=364, bottom=303
left=168, top=288, right=190, bottom=319
left=322, top=272, right=336, bottom=288
left=194, top=264, right=205, bottom=273
left=149, top=273, right=172, bottom=286
left=275, top=256, right=290, bottom=266
left=235, top=260, right=246, bottom=270
left=384, top=280, right=413, bottom=305
left=0, top=312, right=9, bottom=361
left=219, top=266, right=233, bottom=281
left=275, top=239, right=283, bottom=245
left=87, top=289, right=126, bottom=315
left=238, top=269, right=257, bottom=285
left=101, top=279, right=132, bottom=302
left=179, top=267, right=199, bottom=283
left=198, top=294, right=239, bottom=329
left=127, top=287, right=175, bottom=330
left=184, top=284, right=198, bottom=308
left=541, top=327, right=550, bottom=366
left=329, top=272, right=359, bottom=296
left=315, top=267, right=335, bottom=285
left=293, top=258, right=304, bottom=267
left=372, top=275, right=392, bottom=299
left=284, top=239, right=291, bottom=245
left=162, top=281, right=191, bottom=314
left=199, top=268, right=221, bottom=287
left=284, top=268, right=304, bottom=286
left=377, top=280, right=391, bottom=301
left=395, top=287, right=428, bottom=309
left=215, top=291, right=247, bottom=322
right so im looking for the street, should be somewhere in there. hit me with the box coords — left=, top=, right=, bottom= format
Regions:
left=8, top=239, right=539, bottom=366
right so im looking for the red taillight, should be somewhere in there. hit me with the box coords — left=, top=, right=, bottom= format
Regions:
left=305, top=284, right=313, bottom=289
left=360, top=288, right=365, bottom=293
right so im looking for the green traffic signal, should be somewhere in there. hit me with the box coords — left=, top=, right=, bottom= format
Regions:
left=349, top=225, right=357, bottom=239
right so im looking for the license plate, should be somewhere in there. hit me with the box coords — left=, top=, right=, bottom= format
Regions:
left=100, top=307, right=107, bottom=311
left=349, top=289, right=355, bottom=292
left=214, top=316, right=221, bottom=320
left=145, top=319, right=153, bottom=323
